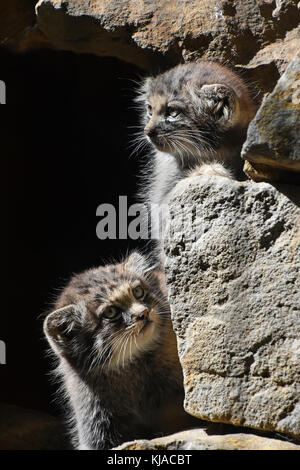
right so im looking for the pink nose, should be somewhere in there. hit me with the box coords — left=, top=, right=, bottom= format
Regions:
left=144, top=127, right=153, bottom=136
left=137, top=308, right=150, bottom=320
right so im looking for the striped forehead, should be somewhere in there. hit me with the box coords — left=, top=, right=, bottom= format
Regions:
left=107, top=282, right=135, bottom=305
left=96, top=265, right=141, bottom=302
left=149, top=93, right=169, bottom=113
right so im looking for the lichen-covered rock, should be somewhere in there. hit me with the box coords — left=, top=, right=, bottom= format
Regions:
left=115, top=428, right=300, bottom=450
left=164, top=175, right=300, bottom=440
left=35, top=0, right=300, bottom=92
left=242, top=50, right=300, bottom=183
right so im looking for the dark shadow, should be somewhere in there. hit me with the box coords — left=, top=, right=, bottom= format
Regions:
left=0, top=48, right=152, bottom=415
left=270, top=181, right=300, bottom=207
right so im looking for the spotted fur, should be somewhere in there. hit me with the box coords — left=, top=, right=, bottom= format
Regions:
left=43, top=252, right=194, bottom=449
left=133, top=61, right=256, bottom=260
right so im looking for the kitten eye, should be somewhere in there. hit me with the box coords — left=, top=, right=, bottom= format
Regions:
left=103, top=305, right=121, bottom=320
left=166, top=106, right=180, bottom=119
left=146, top=104, right=152, bottom=116
left=132, top=285, right=145, bottom=300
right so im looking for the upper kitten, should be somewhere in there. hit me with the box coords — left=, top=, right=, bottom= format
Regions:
left=134, top=60, right=256, bottom=254
left=138, top=60, right=255, bottom=177
left=44, top=252, right=194, bottom=449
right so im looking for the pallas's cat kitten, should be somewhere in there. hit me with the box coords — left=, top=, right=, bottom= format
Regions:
left=135, top=60, right=256, bottom=210
left=44, top=252, right=195, bottom=450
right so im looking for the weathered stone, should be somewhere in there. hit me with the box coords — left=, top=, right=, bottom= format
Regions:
left=241, top=27, right=300, bottom=76
left=1, top=1, right=298, bottom=97
left=164, top=176, right=300, bottom=440
left=0, top=0, right=51, bottom=53
left=235, top=27, right=300, bottom=98
left=0, top=403, right=70, bottom=450
left=0, top=1, right=36, bottom=45
left=115, top=428, right=300, bottom=450
left=242, top=50, right=300, bottom=183
left=34, top=0, right=300, bottom=93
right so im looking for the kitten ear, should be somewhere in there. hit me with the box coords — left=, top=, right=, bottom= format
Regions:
left=199, top=84, right=238, bottom=125
left=43, top=304, right=82, bottom=354
left=124, top=251, right=156, bottom=276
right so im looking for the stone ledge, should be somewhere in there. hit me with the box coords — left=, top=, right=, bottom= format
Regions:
left=115, top=427, right=300, bottom=450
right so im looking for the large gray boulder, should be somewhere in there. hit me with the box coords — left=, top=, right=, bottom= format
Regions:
left=164, top=175, right=300, bottom=440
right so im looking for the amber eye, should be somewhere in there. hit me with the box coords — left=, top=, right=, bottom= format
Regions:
left=103, top=305, right=121, bottom=320
left=166, top=106, right=180, bottom=119
left=132, top=285, right=145, bottom=300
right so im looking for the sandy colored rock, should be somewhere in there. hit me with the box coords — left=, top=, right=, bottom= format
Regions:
left=164, top=176, right=300, bottom=440
left=115, top=428, right=300, bottom=450
left=34, top=0, right=300, bottom=93
left=1, top=1, right=298, bottom=98
left=242, top=50, right=300, bottom=183
left=242, top=27, right=300, bottom=76
left=236, top=27, right=300, bottom=98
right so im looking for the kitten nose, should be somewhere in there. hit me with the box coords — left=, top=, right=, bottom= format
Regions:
left=136, top=308, right=150, bottom=320
left=144, top=127, right=155, bottom=137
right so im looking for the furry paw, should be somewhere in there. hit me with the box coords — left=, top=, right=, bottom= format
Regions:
left=188, top=163, right=233, bottom=179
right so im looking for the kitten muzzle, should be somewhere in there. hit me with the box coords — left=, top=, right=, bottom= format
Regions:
left=144, top=126, right=154, bottom=136
left=144, top=126, right=160, bottom=144
left=135, top=308, right=150, bottom=321
left=132, top=308, right=153, bottom=335
left=137, top=317, right=152, bottom=335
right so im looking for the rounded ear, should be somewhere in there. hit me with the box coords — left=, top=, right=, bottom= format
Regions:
left=124, top=251, right=157, bottom=277
left=43, top=304, right=82, bottom=354
left=195, top=83, right=238, bottom=125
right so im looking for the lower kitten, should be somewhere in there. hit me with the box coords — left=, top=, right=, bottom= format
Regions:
left=43, top=251, right=198, bottom=449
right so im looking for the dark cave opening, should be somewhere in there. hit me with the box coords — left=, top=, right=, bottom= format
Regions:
left=0, top=48, right=150, bottom=415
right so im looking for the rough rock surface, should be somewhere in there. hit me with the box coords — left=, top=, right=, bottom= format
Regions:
left=0, top=1, right=36, bottom=45
left=2, top=1, right=299, bottom=97
left=164, top=175, right=300, bottom=440
left=242, top=50, right=300, bottom=183
left=115, top=428, right=300, bottom=450
left=33, top=0, right=300, bottom=94
left=0, top=403, right=70, bottom=450
left=0, top=0, right=50, bottom=53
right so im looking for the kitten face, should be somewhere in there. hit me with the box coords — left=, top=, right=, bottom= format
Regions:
left=91, top=275, right=167, bottom=370
left=143, top=84, right=221, bottom=158
left=137, top=61, right=255, bottom=166
left=44, top=253, right=170, bottom=373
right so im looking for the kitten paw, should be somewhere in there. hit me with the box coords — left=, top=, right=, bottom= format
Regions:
left=188, top=163, right=233, bottom=179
